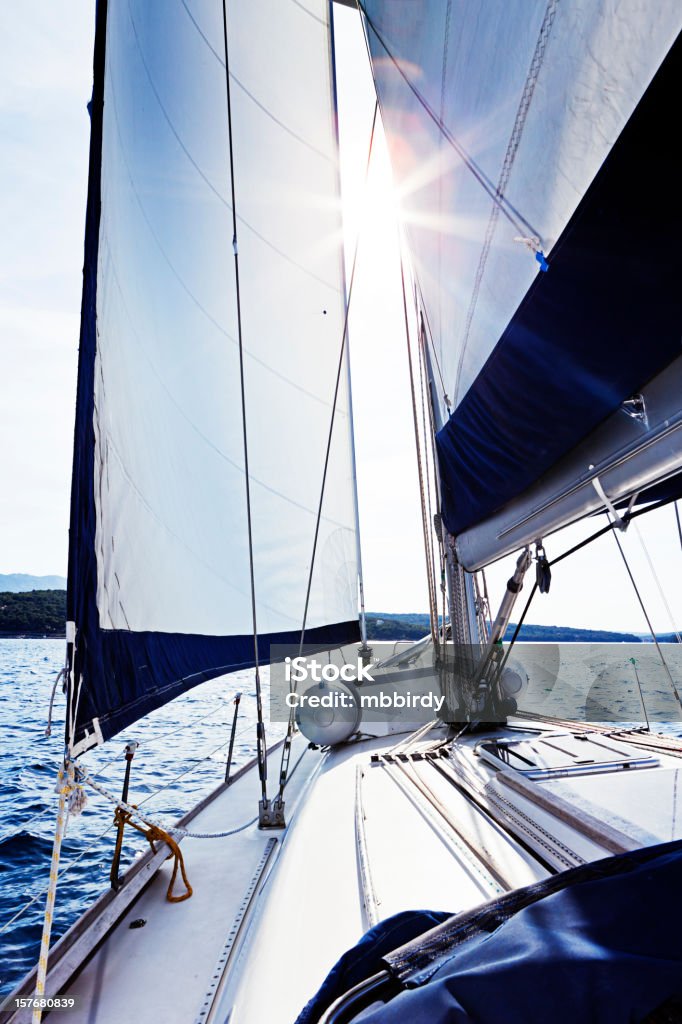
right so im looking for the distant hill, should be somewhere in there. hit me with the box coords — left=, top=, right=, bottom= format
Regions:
left=366, top=614, right=433, bottom=641
left=505, top=623, right=642, bottom=643
left=0, top=596, right=674, bottom=643
left=0, top=590, right=66, bottom=636
left=0, top=573, right=66, bottom=593
left=366, top=613, right=644, bottom=643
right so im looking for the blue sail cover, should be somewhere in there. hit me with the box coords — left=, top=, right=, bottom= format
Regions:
left=362, top=1, right=682, bottom=540
left=67, top=0, right=360, bottom=751
left=435, top=30, right=682, bottom=537
left=300, top=840, right=682, bottom=1024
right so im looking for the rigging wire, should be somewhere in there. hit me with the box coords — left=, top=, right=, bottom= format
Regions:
left=414, top=278, right=450, bottom=411
left=415, top=313, right=450, bottom=648
left=453, top=0, right=558, bottom=404
left=400, top=250, right=439, bottom=644
left=609, top=521, right=682, bottom=713
left=220, top=0, right=267, bottom=803
left=125, top=0, right=335, bottom=291
left=417, top=312, right=440, bottom=629
left=276, top=100, right=381, bottom=801
left=357, top=2, right=542, bottom=243
left=629, top=657, right=651, bottom=732
left=494, top=494, right=682, bottom=691
left=135, top=722, right=255, bottom=809
left=632, top=521, right=682, bottom=644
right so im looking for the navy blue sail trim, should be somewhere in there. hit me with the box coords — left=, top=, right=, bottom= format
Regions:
left=66, top=1, right=360, bottom=749
left=66, top=0, right=108, bottom=746
left=436, top=30, right=682, bottom=538
left=71, top=620, right=359, bottom=746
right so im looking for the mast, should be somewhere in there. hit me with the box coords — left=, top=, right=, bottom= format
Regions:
left=328, top=0, right=369, bottom=654
left=421, top=336, right=481, bottom=648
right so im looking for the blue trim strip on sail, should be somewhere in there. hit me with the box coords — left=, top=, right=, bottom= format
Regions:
left=66, top=1, right=360, bottom=749
left=66, top=0, right=108, bottom=748
left=436, top=31, right=682, bottom=538
left=72, top=620, right=360, bottom=745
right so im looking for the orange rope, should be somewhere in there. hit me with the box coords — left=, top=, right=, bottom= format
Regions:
left=113, top=807, right=192, bottom=903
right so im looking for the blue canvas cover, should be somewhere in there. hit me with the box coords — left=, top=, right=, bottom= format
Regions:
left=295, top=911, right=451, bottom=1024
left=300, top=840, right=682, bottom=1024
left=435, top=30, right=682, bottom=537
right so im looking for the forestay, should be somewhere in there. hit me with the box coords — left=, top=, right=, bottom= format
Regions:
left=67, top=0, right=360, bottom=752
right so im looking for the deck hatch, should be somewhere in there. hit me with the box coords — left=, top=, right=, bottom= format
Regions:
left=477, top=731, right=659, bottom=780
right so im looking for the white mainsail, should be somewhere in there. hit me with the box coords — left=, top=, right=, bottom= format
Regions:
left=68, top=0, right=360, bottom=747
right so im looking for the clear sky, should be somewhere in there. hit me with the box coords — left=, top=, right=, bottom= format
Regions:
left=1, top=2, right=680, bottom=634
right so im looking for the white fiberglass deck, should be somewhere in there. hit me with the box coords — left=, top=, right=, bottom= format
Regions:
left=8, top=716, right=682, bottom=1024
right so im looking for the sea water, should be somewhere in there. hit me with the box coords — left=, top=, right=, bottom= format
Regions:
left=0, top=639, right=283, bottom=999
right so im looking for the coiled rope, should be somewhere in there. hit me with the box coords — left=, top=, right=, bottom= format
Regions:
left=110, top=805, right=192, bottom=903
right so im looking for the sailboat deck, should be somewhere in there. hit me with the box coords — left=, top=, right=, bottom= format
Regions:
left=7, top=718, right=682, bottom=1024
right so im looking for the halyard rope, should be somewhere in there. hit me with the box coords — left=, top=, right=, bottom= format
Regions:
left=416, top=311, right=440, bottom=642
left=44, top=668, right=66, bottom=738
